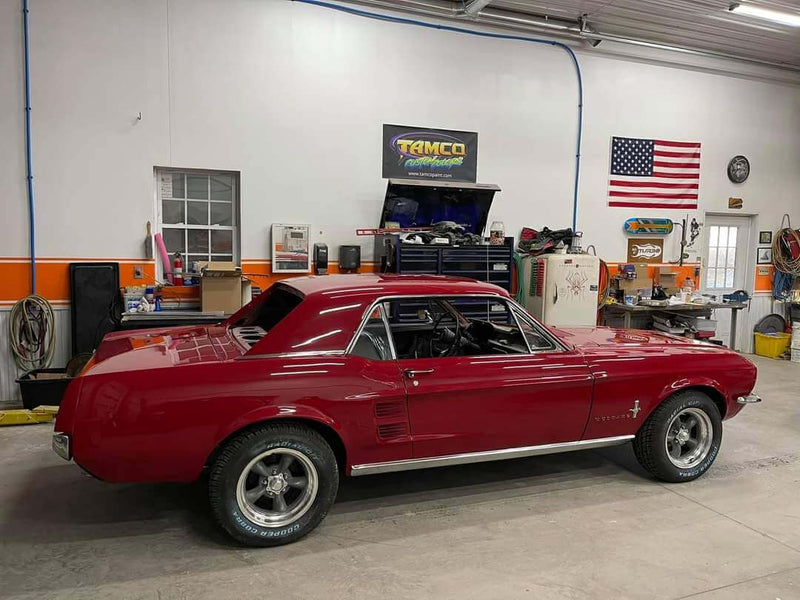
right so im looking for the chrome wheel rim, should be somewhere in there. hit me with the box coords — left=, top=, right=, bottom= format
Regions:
left=665, top=408, right=713, bottom=469
left=236, top=448, right=318, bottom=528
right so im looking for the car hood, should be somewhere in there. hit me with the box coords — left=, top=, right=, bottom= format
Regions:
left=550, top=326, right=732, bottom=352
left=83, top=325, right=244, bottom=376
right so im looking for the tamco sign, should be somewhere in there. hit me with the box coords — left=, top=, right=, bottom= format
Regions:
left=382, top=124, right=478, bottom=182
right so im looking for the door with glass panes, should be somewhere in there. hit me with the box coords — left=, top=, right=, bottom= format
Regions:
left=703, top=215, right=750, bottom=294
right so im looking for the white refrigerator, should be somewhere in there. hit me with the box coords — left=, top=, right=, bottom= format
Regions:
left=521, top=253, right=600, bottom=327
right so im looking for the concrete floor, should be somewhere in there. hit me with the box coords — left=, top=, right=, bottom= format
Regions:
left=1, top=355, right=799, bottom=600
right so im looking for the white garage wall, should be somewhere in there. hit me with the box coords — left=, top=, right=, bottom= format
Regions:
left=0, top=0, right=798, bottom=261
left=1, top=0, right=799, bottom=399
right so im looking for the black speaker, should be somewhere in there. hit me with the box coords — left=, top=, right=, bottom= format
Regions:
left=69, top=262, right=120, bottom=355
left=313, top=243, right=328, bottom=275
left=339, top=245, right=361, bottom=271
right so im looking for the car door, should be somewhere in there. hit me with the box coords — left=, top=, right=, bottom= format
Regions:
left=388, top=296, right=594, bottom=459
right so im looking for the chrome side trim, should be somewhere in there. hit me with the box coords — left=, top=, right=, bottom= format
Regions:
left=737, top=394, right=762, bottom=404
left=349, top=435, right=634, bottom=476
left=236, top=350, right=346, bottom=361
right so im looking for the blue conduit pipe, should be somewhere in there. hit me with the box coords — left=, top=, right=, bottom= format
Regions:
left=291, top=0, right=584, bottom=232
left=23, top=0, right=37, bottom=294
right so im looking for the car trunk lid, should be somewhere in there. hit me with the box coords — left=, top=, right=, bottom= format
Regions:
left=84, top=325, right=244, bottom=375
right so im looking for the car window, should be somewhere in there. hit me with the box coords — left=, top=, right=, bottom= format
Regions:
left=382, top=296, right=531, bottom=359
left=351, top=306, right=393, bottom=361
left=510, top=304, right=558, bottom=352
left=231, top=286, right=303, bottom=331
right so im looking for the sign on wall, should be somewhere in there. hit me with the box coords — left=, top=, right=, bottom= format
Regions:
left=627, top=238, right=664, bottom=264
left=382, top=124, right=478, bottom=182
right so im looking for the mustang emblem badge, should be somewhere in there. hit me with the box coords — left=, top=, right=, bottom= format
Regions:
left=629, top=400, right=641, bottom=419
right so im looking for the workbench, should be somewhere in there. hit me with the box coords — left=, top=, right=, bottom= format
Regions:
left=601, top=302, right=748, bottom=349
left=119, top=311, right=226, bottom=330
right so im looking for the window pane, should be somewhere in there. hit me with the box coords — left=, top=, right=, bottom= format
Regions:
left=211, top=230, right=233, bottom=253
left=162, top=200, right=185, bottom=224
left=708, top=226, right=718, bottom=247
left=716, top=247, right=726, bottom=269
left=162, top=228, right=185, bottom=254
left=715, top=269, right=726, bottom=288
left=718, top=227, right=727, bottom=248
left=352, top=307, right=391, bottom=360
left=512, top=306, right=554, bottom=351
left=706, top=268, right=716, bottom=289
left=187, top=175, right=208, bottom=199
left=726, top=248, right=736, bottom=268
left=211, top=254, right=233, bottom=261
left=725, top=269, right=735, bottom=288
left=186, top=255, right=208, bottom=271
left=188, top=229, right=209, bottom=253
left=211, top=202, right=233, bottom=226
left=187, top=201, right=209, bottom=225
left=161, top=173, right=184, bottom=199
left=210, top=175, right=233, bottom=202
left=708, top=248, right=717, bottom=270
left=727, top=227, right=737, bottom=247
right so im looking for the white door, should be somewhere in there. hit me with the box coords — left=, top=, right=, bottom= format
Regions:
left=703, top=215, right=751, bottom=294
left=702, top=214, right=752, bottom=348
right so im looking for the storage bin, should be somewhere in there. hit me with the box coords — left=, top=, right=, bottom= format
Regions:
left=15, top=368, right=72, bottom=410
left=753, top=332, right=791, bottom=359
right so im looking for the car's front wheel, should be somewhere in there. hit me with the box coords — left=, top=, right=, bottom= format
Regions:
left=633, top=391, right=722, bottom=483
left=209, top=423, right=339, bottom=546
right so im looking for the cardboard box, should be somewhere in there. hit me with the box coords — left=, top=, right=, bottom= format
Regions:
left=655, top=267, right=678, bottom=286
left=633, top=264, right=650, bottom=279
left=200, top=262, right=243, bottom=314
left=617, top=277, right=653, bottom=293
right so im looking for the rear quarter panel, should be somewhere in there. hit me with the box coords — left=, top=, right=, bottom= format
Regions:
left=582, top=343, right=756, bottom=440
left=68, top=355, right=408, bottom=482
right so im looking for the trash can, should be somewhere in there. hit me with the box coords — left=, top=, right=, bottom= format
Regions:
left=15, top=369, right=72, bottom=410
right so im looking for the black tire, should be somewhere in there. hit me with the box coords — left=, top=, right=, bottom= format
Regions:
left=208, top=423, right=339, bottom=547
left=633, top=391, right=722, bottom=483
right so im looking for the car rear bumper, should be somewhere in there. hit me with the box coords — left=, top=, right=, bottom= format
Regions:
left=52, top=433, right=71, bottom=461
left=736, top=394, right=762, bottom=404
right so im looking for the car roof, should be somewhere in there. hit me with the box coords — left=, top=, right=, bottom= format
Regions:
left=246, top=274, right=509, bottom=356
left=280, top=273, right=507, bottom=299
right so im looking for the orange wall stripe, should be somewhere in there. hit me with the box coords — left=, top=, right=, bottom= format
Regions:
left=0, top=257, right=771, bottom=303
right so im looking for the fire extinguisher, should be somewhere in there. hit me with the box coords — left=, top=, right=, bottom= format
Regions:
left=173, top=252, right=183, bottom=286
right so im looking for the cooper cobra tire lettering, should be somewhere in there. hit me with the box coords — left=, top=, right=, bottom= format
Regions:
left=633, top=391, right=723, bottom=484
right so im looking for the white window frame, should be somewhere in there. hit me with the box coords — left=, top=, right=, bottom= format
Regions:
left=154, top=168, right=240, bottom=279
left=702, top=214, right=751, bottom=293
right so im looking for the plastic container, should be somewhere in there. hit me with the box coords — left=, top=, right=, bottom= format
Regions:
left=753, top=332, right=791, bottom=359
left=792, top=322, right=800, bottom=349
left=15, top=368, right=72, bottom=410
left=489, top=221, right=505, bottom=246
left=792, top=347, right=800, bottom=363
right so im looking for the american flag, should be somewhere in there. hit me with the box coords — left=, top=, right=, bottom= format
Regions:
left=608, top=136, right=700, bottom=209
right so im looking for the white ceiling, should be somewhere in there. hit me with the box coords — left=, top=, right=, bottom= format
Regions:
left=489, top=0, right=800, bottom=68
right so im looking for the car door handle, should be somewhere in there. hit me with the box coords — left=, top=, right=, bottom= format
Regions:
left=404, top=368, right=435, bottom=378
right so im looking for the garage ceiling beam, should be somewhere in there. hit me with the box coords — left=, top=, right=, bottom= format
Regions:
left=341, top=0, right=800, bottom=74
left=461, top=0, right=493, bottom=18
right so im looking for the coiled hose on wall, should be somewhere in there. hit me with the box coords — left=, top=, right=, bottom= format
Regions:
left=9, top=295, right=55, bottom=371
left=772, top=214, right=800, bottom=300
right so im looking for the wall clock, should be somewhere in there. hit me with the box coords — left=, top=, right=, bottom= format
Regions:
left=727, top=155, right=750, bottom=183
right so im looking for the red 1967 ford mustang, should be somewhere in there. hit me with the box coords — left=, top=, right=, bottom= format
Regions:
left=52, top=274, right=760, bottom=546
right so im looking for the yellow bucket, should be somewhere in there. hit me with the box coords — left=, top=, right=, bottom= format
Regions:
left=754, top=332, right=790, bottom=359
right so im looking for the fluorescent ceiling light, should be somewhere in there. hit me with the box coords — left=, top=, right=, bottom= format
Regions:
left=729, top=3, right=800, bottom=27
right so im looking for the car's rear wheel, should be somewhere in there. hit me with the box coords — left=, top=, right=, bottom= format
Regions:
left=633, top=391, right=722, bottom=483
left=209, top=423, right=338, bottom=546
